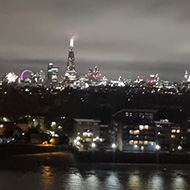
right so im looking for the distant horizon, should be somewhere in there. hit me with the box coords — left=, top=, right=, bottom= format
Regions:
left=0, top=58, right=188, bottom=82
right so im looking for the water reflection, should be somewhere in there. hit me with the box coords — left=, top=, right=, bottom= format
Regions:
left=1, top=164, right=190, bottom=190
left=85, top=174, right=99, bottom=190
left=128, top=171, right=143, bottom=190
left=64, top=170, right=83, bottom=190
left=106, top=172, right=121, bottom=190
left=40, top=166, right=55, bottom=190
left=172, top=173, right=187, bottom=190
left=148, top=173, right=164, bottom=190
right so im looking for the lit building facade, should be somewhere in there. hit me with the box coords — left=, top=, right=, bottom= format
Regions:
left=47, top=63, right=59, bottom=83
left=155, top=119, right=188, bottom=152
left=155, top=120, right=173, bottom=150
left=112, top=109, right=157, bottom=152
left=74, top=119, right=100, bottom=143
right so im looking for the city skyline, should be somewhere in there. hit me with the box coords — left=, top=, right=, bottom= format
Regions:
left=1, top=0, right=190, bottom=81
left=1, top=1, right=190, bottom=189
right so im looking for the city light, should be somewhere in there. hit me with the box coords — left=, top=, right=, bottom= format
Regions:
left=155, top=145, right=161, bottom=150
left=5, top=72, right=18, bottom=83
left=70, top=38, right=74, bottom=47
left=20, top=70, right=33, bottom=81
left=112, top=143, right=117, bottom=149
left=91, top=143, right=96, bottom=148
left=178, top=146, right=182, bottom=150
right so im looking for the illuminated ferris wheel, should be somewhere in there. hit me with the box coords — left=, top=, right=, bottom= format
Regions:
left=20, top=70, right=33, bottom=81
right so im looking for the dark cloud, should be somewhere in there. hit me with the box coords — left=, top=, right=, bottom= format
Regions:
left=0, top=0, right=190, bottom=81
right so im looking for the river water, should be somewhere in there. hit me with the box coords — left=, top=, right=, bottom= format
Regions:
left=0, top=163, right=190, bottom=190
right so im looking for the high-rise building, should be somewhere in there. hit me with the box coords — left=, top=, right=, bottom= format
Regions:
left=48, top=63, right=59, bottom=83
left=48, top=63, right=54, bottom=82
left=64, top=38, right=77, bottom=81
left=184, top=70, right=189, bottom=80
left=51, top=67, right=59, bottom=83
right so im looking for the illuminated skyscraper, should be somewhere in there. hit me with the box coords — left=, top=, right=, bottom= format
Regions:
left=48, top=63, right=59, bottom=83
left=65, top=38, right=77, bottom=81
left=184, top=70, right=189, bottom=80
left=48, top=63, right=54, bottom=82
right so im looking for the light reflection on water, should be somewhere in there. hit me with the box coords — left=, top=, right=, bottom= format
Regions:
left=171, top=173, right=187, bottom=190
left=40, top=166, right=54, bottom=190
left=106, top=172, right=121, bottom=190
left=128, top=171, right=143, bottom=189
left=85, top=173, right=99, bottom=190
left=148, top=173, right=164, bottom=190
left=65, top=172, right=83, bottom=190
left=1, top=164, right=190, bottom=190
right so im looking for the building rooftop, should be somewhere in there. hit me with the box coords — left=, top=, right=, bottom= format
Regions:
left=74, top=119, right=101, bottom=123
left=100, top=125, right=108, bottom=128
left=155, top=120, right=173, bottom=125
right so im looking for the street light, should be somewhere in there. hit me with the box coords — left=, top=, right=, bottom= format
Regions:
left=155, top=144, right=161, bottom=151
left=112, top=143, right=116, bottom=149
left=177, top=145, right=182, bottom=150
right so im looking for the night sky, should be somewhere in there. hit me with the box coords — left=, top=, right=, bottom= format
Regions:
left=0, top=0, right=190, bottom=81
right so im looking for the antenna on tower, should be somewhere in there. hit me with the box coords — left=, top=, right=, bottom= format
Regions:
left=70, top=38, right=74, bottom=48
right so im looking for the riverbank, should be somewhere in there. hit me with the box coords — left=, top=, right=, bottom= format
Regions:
left=1, top=144, right=190, bottom=166
left=0, top=144, right=72, bottom=154
left=0, top=151, right=76, bottom=171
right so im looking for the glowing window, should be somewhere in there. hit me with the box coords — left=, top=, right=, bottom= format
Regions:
left=139, top=125, right=149, bottom=130
left=129, top=140, right=133, bottom=145
left=139, top=125, right=144, bottom=130
left=83, top=130, right=93, bottom=137
left=171, top=135, right=176, bottom=138
left=144, top=141, right=148, bottom=145
left=171, top=129, right=176, bottom=133
left=176, top=129, right=180, bottom=133
left=134, top=130, right=140, bottom=135
left=130, top=130, right=140, bottom=135
left=129, top=130, right=134, bottom=134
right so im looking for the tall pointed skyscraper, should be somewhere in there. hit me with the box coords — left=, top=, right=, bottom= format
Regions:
left=67, top=38, right=75, bottom=71
left=65, top=38, right=77, bottom=81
